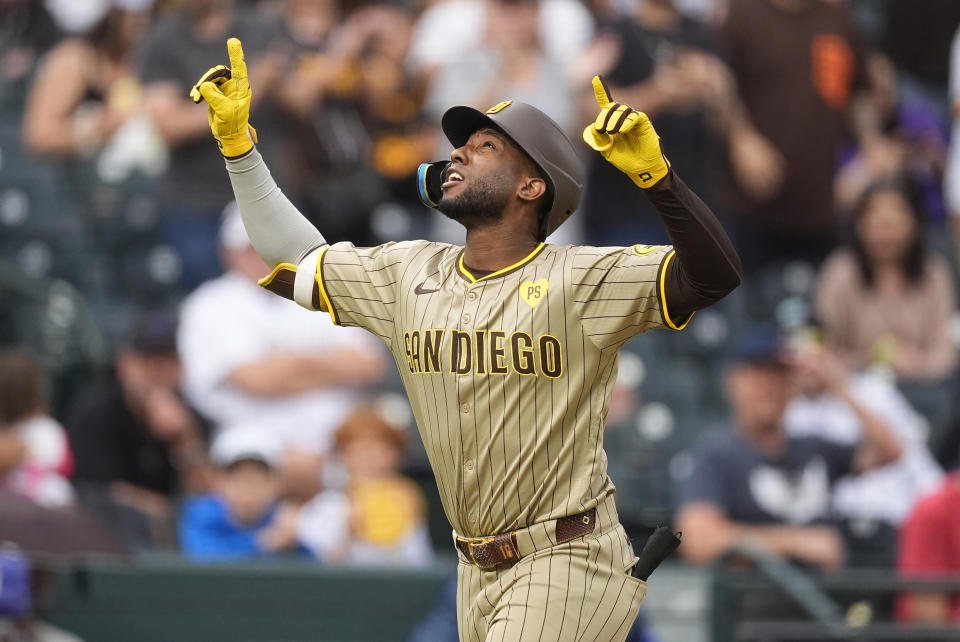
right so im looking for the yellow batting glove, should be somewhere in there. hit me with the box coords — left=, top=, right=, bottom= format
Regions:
left=582, top=75, right=669, bottom=188
left=189, top=38, right=258, bottom=158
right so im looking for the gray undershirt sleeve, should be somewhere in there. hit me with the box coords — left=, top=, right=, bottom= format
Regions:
left=225, top=148, right=326, bottom=267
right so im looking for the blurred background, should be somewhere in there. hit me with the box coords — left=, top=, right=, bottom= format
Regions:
left=1, top=0, right=960, bottom=640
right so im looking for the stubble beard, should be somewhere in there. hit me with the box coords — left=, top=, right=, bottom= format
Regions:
left=437, top=174, right=512, bottom=227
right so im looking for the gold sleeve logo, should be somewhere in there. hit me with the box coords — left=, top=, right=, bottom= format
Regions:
left=632, top=244, right=658, bottom=256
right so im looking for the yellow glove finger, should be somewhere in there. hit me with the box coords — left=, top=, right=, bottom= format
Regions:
left=608, top=108, right=640, bottom=134
left=582, top=125, right=613, bottom=152
left=190, top=65, right=231, bottom=103
left=602, top=105, right=636, bottom=134
left=591, top=74, right=612, bottom=108
left=217, top=77, right=238, bottom=97
left=227, top=37, right=248, bottom=94
left=593, top=103, right=620, bottom=132
left=198, top=81, right=232, bottom=113
left=615, top=110, right=644, bottom=135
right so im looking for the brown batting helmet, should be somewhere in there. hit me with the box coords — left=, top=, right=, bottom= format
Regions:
left=417, top=101, right=583, bottom=240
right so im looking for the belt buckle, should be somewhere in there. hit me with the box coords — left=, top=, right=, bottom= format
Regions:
left=469, top=536, right=497, bottom=570
left=457, top=536, right=497, bottom=570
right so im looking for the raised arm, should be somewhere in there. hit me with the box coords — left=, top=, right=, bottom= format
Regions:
left=582, top=75, right=742, bottom=326
left=191, top=38, right=326, bottom=309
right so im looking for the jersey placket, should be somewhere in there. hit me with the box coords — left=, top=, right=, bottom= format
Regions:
left=457, top=281, right=483, bottom=534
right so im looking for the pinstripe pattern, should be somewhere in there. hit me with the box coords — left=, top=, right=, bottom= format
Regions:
left=315, top=240, right=671, bottom=637
left=457, top=501, right=646, bottom=642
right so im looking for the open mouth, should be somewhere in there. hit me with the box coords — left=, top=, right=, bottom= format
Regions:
left=442, top=168, right=465, bottom=190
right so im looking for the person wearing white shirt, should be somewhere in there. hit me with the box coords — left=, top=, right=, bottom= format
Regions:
left=784, top=342, right=942, bottom=526
left=177, top=205, right=388, bottom=459
left=407, top=0, right=593, bottom=78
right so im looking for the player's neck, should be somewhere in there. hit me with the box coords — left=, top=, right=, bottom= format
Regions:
left=462, top=223, right=540, bottom=274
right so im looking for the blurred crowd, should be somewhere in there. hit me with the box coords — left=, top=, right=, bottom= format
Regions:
left=2, top=0, right=960, bottom=636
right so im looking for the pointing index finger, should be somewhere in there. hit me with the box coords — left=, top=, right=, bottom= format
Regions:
left=227, top=37, right=247, bottom=88
left=592, top=75, right=612, bottom=108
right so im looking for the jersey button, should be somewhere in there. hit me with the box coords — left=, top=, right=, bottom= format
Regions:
left=461, top=313, right=471, bottom=325
left=464, top=458, right=474, bottom=471
left=461, top=402, right=471, bottom=414
left=467, top=291, right=477, bottom=301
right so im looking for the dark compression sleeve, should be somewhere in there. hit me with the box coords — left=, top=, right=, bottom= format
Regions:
left=644, top=171, right=743, bottom=324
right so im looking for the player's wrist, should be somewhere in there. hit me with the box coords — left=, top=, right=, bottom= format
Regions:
left=630, top=156, right=670, bottom=189
left=217, top=125, right=257, bottom=158
left=641, top=167, right=673, bottom=191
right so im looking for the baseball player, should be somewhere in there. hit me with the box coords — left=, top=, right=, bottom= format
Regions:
left=192, top=39, right=741, bottom=641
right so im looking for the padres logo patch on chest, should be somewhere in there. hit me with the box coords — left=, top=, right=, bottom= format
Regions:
left=519, top=279, right=548, bottom=308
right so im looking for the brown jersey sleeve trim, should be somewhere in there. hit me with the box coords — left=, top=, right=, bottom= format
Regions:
left=258, top=262, right=298, bottom=301
left=315, top=246, right=339, bottom=325
left=658, top=250, right=694, bottom=331
left=258, top=260, right=323, bottom=310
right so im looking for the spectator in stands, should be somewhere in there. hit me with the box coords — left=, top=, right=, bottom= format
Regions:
left=177, top=206, right=387, bottom=480
left=784, top=334, right=941, bottom=566
left=297, top=405, right=433, bottom=566
left=815, top=178, right=957, bottom=438
left=0, top=351, right=74, bottom=508
left=425, top=0, right=576, bottom=133
left=786, top=335, right=941, bottom=523
left=136, top=0, right=283, bottom=288
left=262, top=0, right=431, bottom=245
left=407, top=0, right=593, bottom=82
left=816, top=179, right=956, bottom=380
left=0, top=353, right=123, bottom=560
left=834, top=53, right=949, bottom=224
left=578, top=0, right=736, bottom=246
left=179, top=426, right=304, bottom=560
left=66, top=311, right=209, bottom=549
left=22, top=2, right=153, bottom=161
left=721, top=0, right=878, bottom=272
left=673, top=325, right=903, bottom=570
left=897, top=474, right=960, bottom=625
left=247, top=0, right=345, bottom=227
left=0, top=0, right=60, bottom=120
left=351, top=3, right=438, bottom=240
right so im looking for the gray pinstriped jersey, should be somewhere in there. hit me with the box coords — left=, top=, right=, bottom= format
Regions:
left=315, top=240, right=684, bottom=537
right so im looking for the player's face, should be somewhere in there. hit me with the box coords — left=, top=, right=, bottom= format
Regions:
left=437, top=128, right=531, bottom=226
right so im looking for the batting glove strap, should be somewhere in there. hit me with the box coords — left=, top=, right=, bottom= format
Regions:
left=216, top=125, right=258, bottom=159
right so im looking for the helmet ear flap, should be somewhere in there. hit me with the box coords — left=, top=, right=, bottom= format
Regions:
left=417, top=161, right=450, bottom=209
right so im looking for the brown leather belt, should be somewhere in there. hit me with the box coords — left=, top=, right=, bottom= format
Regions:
left=455, top=507, right=597, bottom=570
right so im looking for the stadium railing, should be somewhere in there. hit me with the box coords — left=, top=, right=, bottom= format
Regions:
left=711, top=546, right=960, bottom=641
left=35, top=553, right=451, bottom=642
